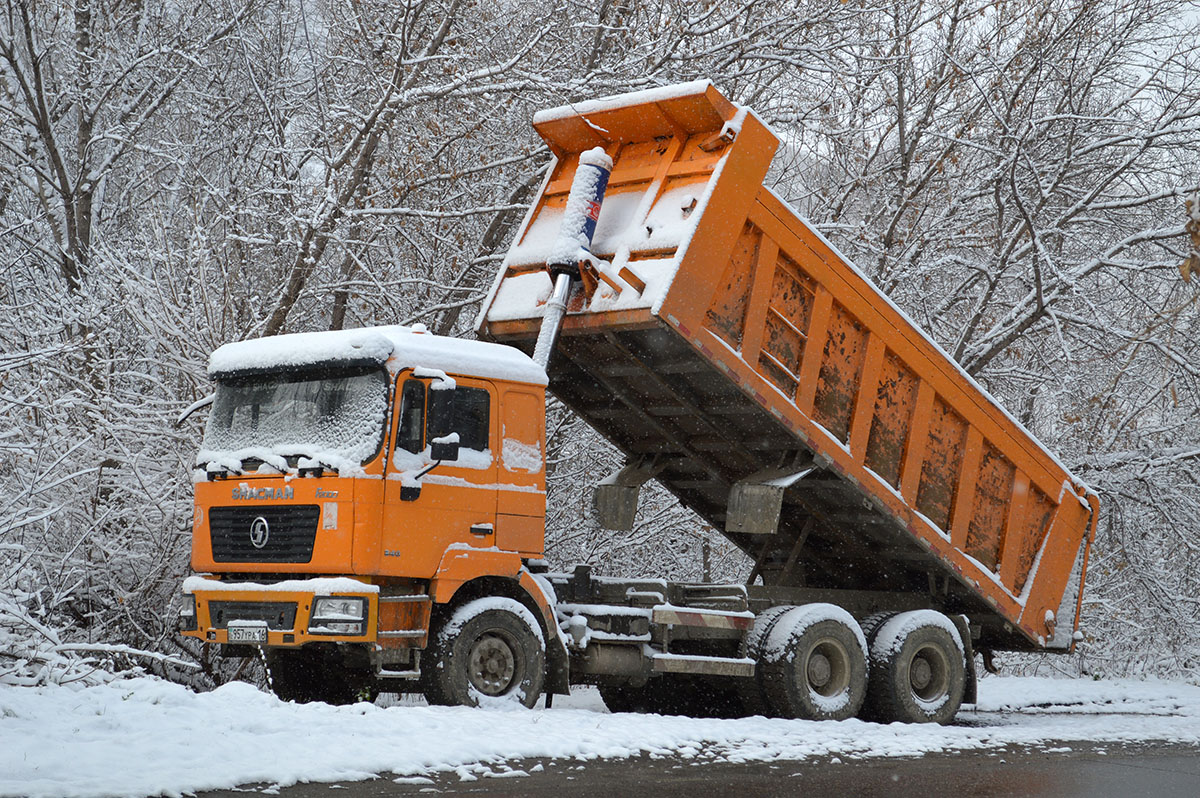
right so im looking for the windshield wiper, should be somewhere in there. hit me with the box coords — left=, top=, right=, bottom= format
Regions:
left=203, top=460, right=244, bottom=479
left=298, top=456, right=339, bottom=477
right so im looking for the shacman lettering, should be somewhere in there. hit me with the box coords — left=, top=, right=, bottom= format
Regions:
left=232, top=486, right=294, bottom=500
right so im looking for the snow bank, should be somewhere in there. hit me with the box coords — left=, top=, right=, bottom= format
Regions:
left=1, top=676, right=1199, bottom=797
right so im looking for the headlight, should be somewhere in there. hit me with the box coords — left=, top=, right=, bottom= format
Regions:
left=309, top=596, right=366, bottom=635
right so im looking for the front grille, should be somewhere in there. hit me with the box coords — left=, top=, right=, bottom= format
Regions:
left=209, top=505, right=319, bottom=563
left=208, top=601, right=298, bottom=630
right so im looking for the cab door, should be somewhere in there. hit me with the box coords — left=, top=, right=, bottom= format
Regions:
left=495, top=387, right=546, bottom=557
left=380, top=373, right=499, bottom=578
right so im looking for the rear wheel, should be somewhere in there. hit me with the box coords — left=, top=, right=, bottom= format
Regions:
left=864, top=610, right=965, bottom=725
left=737, top=605, right=794, bottom=717
left=265, top=647, right=377, bottom=705
left=854, top=611, right=896, bottom=720
left=425, top=598, right=545, bottom=708
left=858, top=611, right=895, bottom=645
left=759, top=604, right=867, bottom=721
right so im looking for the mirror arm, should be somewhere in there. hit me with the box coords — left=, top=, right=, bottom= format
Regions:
left=416, top=460, right=442, bottom=479
left=400, top=460, right=444, bottom=502
left=176, top=394, right=215, bottom=427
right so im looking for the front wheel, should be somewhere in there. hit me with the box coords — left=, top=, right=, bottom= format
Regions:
left=425, top=598, right=546, bottom=708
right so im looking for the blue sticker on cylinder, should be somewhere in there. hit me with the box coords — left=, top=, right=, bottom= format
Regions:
left=578, top=164, right=611, bottom=248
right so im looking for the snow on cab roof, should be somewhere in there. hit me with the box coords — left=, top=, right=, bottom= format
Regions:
left=207, top=325, right=547, bottom=386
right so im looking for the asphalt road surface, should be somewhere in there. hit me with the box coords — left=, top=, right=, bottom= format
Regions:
left=201, top=742, right=1200, bottom=797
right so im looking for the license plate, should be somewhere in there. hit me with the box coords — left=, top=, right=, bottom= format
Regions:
left=227, top=622, right=268, bottom=644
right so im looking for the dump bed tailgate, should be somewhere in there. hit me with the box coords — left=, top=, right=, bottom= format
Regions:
left=478, top=82, right=1098, bottom=652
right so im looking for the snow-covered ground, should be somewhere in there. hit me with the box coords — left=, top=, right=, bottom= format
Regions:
left=2, top=676, right=1199, bottom=798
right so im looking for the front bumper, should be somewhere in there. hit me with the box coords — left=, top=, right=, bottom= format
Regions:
left=180, top=575, right=378, bottom=648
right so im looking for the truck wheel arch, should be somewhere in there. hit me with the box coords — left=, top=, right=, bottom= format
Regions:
left=430, top=550, right=569, bottom=696
left=425, top=596, right=546, bottom=708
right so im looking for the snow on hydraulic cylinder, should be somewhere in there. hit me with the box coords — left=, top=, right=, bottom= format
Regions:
left=532, top=146, right=613, bottom=369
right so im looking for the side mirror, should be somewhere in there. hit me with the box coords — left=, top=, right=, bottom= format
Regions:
left=430, top=433, right=460, bottom=462
left=427, top=385, right=459, bottom=462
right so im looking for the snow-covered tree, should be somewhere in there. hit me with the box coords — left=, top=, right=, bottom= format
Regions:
left=2, top=0, right=1197, bottom=686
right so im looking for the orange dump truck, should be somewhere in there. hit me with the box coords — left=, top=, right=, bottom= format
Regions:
left=180, top=82, right=1098, bottom=724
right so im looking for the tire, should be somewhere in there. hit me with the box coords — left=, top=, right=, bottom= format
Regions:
left=265, top=647, right=378, bottom=705
left=736, top=605, right=794, bottom=717
left=759, top=604, right=868, bottom=721
left=425, top=597, right=545, bottom=708
left=864, top=610, right=965, bottom=725
left=854, top=611, right=896, bottom=720
left=858, top=611, right=895, bottom=645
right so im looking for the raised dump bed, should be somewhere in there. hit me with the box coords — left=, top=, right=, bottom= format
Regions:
left=477, top=81, right=1098, bottom=654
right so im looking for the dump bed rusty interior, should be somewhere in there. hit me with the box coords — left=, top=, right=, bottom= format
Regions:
left=477, top=82, right=1099, bottom=652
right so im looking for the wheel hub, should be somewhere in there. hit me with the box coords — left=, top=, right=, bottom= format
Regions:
left=910, top=656, right=933, bottom=691
left=468, top=634, right=516, bottom=695
left=802, top=638, right=850, bottom=698
left=908, top=644, right=950, bottom=702
left=807, top=653, right=832, bottom=688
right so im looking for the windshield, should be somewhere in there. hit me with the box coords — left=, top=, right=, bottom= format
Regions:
left=200, top=366, right=389, bottom=470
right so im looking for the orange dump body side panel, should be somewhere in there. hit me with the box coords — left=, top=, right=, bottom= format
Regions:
left=479, top=83, right=1098, bottom=652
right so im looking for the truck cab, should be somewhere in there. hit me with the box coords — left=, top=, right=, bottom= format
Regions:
left=180, top=324, right=564, bottom=705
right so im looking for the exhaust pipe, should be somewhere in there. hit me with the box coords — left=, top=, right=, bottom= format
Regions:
left=532, top=147, right=613, bottom=370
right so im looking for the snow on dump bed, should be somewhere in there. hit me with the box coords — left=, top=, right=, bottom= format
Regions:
left=485, top=111, right=744, bottom=325
left=209, top=324, right=547, bottom=386
left=2, top=675, right=1200, bottom=797
left=532, top=80, right=713, bottom=124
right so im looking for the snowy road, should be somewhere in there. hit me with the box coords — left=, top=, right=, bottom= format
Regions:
left=2, top=676, right=1199, bottom=798
left=201, top=746, right=1200, bottom=798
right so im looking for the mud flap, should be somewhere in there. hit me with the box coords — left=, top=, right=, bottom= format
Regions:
left=521, top=568, right=572, bottom=696
left=726, top=461, right=814, bottom=536
left=593, top=457, right=664, bottom=531
left=546, top=634, right=571, bottom=696
left=952, top=614, right=978, bottom=705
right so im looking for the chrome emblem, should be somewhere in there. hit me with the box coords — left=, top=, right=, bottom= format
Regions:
left=249, top=516, right=270, bottom=549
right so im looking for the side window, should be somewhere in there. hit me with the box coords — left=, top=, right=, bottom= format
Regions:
left=396, top=379, right=426, bottom=454
left=429, top=386, right=490, bottom=452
